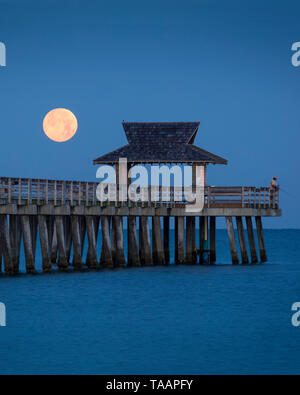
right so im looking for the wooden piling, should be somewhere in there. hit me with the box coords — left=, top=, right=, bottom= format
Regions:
left=79, top=216, right=86, bottom=256
left=9, top=215, right=21, bottom=273
left=55, top=215, right=68, bottom=270
left=199, top=216, right=205, bottom=264
left=0, top=215, right=13, bottom=274
left=86, top=216, right=99, bottom=269
left=112, top=216, right=126, bottom=267
left=236, top=216, right=249, bottom=264
left=152, top=216, right=165, bottom=265
left=255, top=216, right=267, bottom=262
left=191, top=217, right=196, bottom=264
left=51, top=220, right=58, bottom=264
left=0, top=241, right=2, bottom=273
left=100, top=216, right=113, bottom=268
left=245, top=216, right=258, bottom=263
left=210, top=216, right=216, bottom=263
left=111, top=216, right=117, bottom=265
left=139, top=216, right=153, bottom=266
left=127, top=217, right=141, bottom=267
left=38, top=215, right=52, bottom=272
left=86, top=217, right=99, bottom=267
left=186, top=216, right=195, bottom=265
left=20, top=215, right=36, bottom=273
left=64, top=216, right=72, bottom=264
left=71, top=215, right=83, bottom=269
left=163, top=216, right=170, bottom=264
left=175, top=217, right=178, bottom=264
left=175, top=216, right=185, bottom=264
left=30, top=216, right=38, bottom=261
left=226, top=216, right=239, bottom=265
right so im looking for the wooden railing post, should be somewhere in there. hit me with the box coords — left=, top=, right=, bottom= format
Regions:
left=45, top=180, right=49, bottom=204
left=8, top=178, right=11, bottom=204
left=37, top=179, right=40, bottom=205
left=248, top=188, right=251, bottom=208
left=242, top=187, right=244, bottom=208
left=18, top=178, right=21, bottom=204
left=79, top=182, right=82, bottom=205
left=54, top=180, right=57, bottom=205
left=28, top=179, right=31, bottom=204
left=86, top=182, right=89, bottom=206
left=70, top=181, right=73, bottom=205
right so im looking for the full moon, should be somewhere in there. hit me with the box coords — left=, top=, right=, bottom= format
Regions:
left=43, top=108, right=78, bottom=142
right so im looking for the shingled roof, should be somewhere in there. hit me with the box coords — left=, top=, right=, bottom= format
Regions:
left=93, top=122, right=227, bottom=165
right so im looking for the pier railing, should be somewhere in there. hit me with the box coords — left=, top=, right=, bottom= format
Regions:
left=0, top=177, right=279, bottom=209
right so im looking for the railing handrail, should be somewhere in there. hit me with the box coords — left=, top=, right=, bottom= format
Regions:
left=0, top=176, right=280, bottom=209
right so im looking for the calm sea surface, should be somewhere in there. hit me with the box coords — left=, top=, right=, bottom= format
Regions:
left=0, top=229, right=300, bottom=375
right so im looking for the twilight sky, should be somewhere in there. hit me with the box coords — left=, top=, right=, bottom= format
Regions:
left=0, top=0, right=299, bottom=227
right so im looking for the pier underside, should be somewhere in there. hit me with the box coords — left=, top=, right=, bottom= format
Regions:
left=0, top=203, right=281, bottom=275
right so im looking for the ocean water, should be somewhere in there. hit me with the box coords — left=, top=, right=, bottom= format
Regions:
left=0, top=229, right=300, bottom=375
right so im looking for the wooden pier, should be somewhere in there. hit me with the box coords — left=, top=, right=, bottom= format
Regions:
left=0, top=176, right=281, bottom=274
left=0, top=121, right=282, bottom=274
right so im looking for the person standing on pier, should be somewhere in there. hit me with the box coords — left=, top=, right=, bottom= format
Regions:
left=270, top=177, right=279, bottom=202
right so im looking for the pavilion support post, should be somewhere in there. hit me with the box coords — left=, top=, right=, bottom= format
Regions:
left=246, top=216, right=258, bottom=264
left=9, top=215, right=21, bottom=273
left=20, top=215, right=35, bottom=273
left=226, top=216, right=239, bottom=265
left=139, top=217, right=153, bottom=266
left=163, top=216, right=170, bottom=264
left=38, top=215, right=52, bottom=272
left=86, top=216, right=99, bottom=269
left=100, top=216, right=113, bottom=268
left=112, top=216, right=126, bottom=267
left=236, top=216, right=249, bottom=264
left=152, top=217, right=165, bottom=265
left=175, top=216, right=185, bottom=264
left=55, top=215, right=68, bottom=270
left=199, top=216, right=206, bottom=264
left=186, top=216, right=194, bottom=265
left=127, top=216, right=141, bottom=267
left=210, top=216, right=216, bottom=263
left=70, top=216, right=83, bottom=270
left=51, top=220, right=58, bottom=264
left=0, top=215, right=13, bottom=274
left=255, top=216, right=267, bottom=262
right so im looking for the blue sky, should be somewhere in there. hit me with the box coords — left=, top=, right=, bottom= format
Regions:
left=0, top=0, right=299, bottom=227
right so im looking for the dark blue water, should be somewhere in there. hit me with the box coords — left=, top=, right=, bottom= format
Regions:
left=0, top=230, right=300, bottom=375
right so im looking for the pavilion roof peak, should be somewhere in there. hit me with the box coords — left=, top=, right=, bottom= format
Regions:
left=122, top=121, right=200, bottom=145
left=93, top=120, right=227, bottom=165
